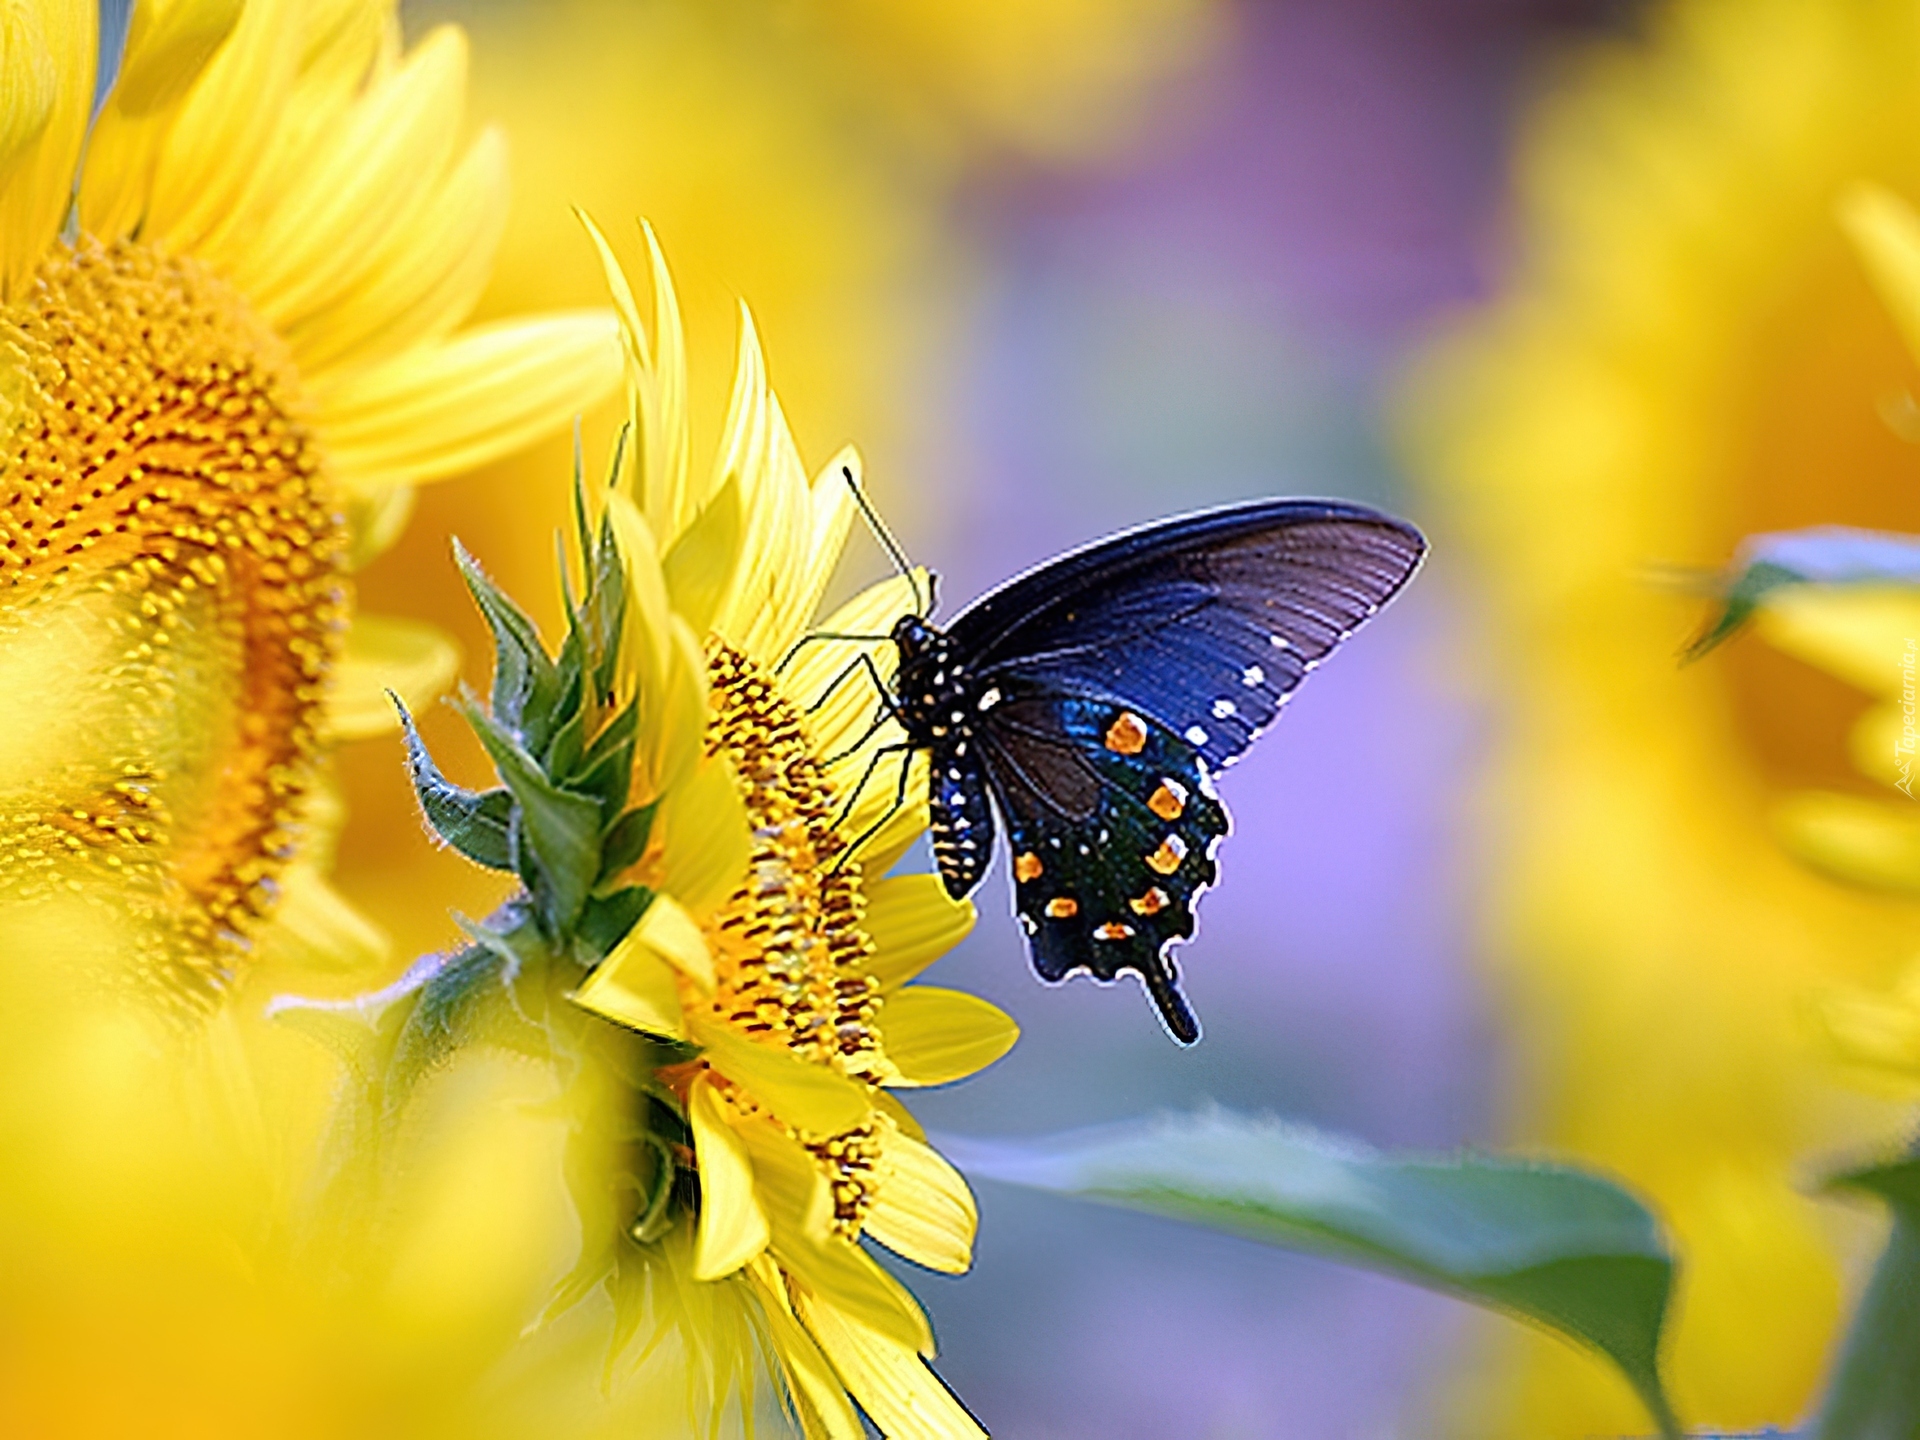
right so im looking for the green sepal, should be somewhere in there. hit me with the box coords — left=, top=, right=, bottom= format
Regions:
left=543, top=700, right=589, bottom=783
left=392, top=694, right=516, bottom=872
left=463, top=695, right=603, bottom=935
left=575, top=704, right=640, bottom=820
left=597, top=802, right=656, bottom=887
left=586, top=512, right=627, bottom=700
left=576, top=885, right=653, bottom=963
left=453, top=538, right=559, bottom=732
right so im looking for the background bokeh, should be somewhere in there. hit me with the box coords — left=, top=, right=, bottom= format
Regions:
left=328, top=0, right=1920, bottom=1434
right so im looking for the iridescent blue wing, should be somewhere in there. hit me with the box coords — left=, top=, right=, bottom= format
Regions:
left=953, top=499, right=1425, bottom=1041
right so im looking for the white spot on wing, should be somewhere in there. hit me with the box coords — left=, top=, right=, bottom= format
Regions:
left=978, top=686, right=1002, bottom=711
left=1211, top=698, right=1236, bottom=719
left=1185, top=725, right=1209, bottom=746
left=1242, top=664, right=1265, bottom=687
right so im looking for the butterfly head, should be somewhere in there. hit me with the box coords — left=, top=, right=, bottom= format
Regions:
left=890, top=612, right=940, bottom=662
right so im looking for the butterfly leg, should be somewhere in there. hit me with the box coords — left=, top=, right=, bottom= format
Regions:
left=823, top=702, right=899, bottom=766
left=805, top=651, right=902, bottom=723
left=831, top=743, right=916, bottom=874
left=774, top=630, right=895, bottom=675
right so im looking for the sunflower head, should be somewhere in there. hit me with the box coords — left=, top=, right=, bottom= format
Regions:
left=279, top=221, right=1015, bottom=1437
left=0, top=0, right=622, bottom=1003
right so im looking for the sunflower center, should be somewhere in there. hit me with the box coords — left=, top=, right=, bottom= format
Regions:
left=697, top=643, right=883, bottom=1078
left=0, top=238, right=341, bottom=997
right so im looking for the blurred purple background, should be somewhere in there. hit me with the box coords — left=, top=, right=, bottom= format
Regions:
left=887, top=2, right=1621, bottom=1435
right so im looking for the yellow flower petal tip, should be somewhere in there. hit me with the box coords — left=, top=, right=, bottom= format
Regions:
left=691, top=1017, right=871, bottom=1136
left=629, top=892, right=714, bottom=990
left=328, top=614, right=461, bottom=740
left=572, top=931, right=687, bottom=1041
left=689, top=1076, right=771, bottom=1279
left=880, top=988, right=1020, bottom=1088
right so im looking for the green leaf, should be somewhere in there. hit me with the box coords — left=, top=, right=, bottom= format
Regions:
left=452, top=538, right=558, bottom=731
left=1814, top=1154, right=1920, bottom=1439
left=941, top=1109, right=1681, bottom=1439
left=463, top=698, right=603, bottom=934
left=392, top=695, right=515, bottom=872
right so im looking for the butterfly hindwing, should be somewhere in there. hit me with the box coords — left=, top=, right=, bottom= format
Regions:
left=978, top=694, right=1227, bottom=1042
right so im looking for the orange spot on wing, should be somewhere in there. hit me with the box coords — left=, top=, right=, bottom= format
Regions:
left=1045, top=897, right=1078, bottom=919
left=1148, top=780, right=1187, bottom=820
left=1130, top=887, right=1170, bottom=916
left=1105, top=711, right=1148, bottom=755
left=1014, top=852, right=1044, bottom=882
left=1147, top=835, right=1188, bottom=875
left=1094, top=922, right=1135, bottom=941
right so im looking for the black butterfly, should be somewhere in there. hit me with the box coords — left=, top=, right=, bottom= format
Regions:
left=835, top=497, right=1425, bottom=1044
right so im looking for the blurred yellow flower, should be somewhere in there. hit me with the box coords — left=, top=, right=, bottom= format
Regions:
left=0, top=0, right=619, bottom=1001
left=561, top=223, right=1015, bottom=1437
left=1400, top=0, right=1920, bottom=1431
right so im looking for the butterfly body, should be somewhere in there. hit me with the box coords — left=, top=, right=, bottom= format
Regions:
left=884, top=498, right=1426, bottom=1044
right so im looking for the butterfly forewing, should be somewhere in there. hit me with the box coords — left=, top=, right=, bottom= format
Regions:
left=893, top=499, right=1425, bottom=1043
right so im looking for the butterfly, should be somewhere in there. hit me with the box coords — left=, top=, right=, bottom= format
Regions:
left=828, top=496, right=1426, bottom=1044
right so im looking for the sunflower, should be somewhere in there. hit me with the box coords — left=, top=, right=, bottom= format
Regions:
left=566, top=219, right=1017, bottom=1439
left=0, top=0, right=621, bottom=1002
left=1398, top=0, right=1920, bottom=1431
left=287, top=221, right=1017, bottom=1437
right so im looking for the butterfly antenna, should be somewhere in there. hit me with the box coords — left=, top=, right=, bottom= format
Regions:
left=843, top=466, right=929, bottom=617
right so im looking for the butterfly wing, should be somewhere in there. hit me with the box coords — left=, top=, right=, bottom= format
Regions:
left=955, top=499, right=1425, bottom=1041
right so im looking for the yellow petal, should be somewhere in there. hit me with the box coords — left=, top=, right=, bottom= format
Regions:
left=652, top=755, right=750, bottom=918
left=1848, top=700, right=1911, bottom=792
left=637, top=218, right=692, bottom=539
left=626, top=891, right=713, bottom=992
left=256, top=861, right=390, bottom=972
left=82, top=0, right=246, bottom=238
left=863, top=874, right=975, bottom=991
left=0, top=3, right=60, bottom=180
left=286, top=124, right=508, bottom=376
left=0, top=0, right=91, bottom=296
left=140, top=0, right=302, bottom=256
left=784, top=444, right=861, bottom=648
left=1772, top=789, right=1920, bottom=896
left=690, top=1016, right=871, bottom=1136
left=570, top=930, right=687, bottom=1041
left=838, top=749, right=931, bottom=873
left=1842, top=182, right=1920, bottom=367
left=880, top=987, right=1019, bottom=1088
left=327, top=613, right=460, bottom=740
left=113, top=0, right=245, bottom=115
left=1814, top=958, right=1920, bottom=1094
left=1755, top=585, right=1920, bottom=698
left=233, top=25, right=466, bottom=325
left=607, top=491, right=672, bottom=702
left=662, top=473, right=743, bottom=636
left=746, top=1258, right=866, bottom=1440
left=787, top=571, right=920, bottom=761
left=315, top=312, right=623, bottom=494
left=796, top=1291, right=985, bottom=1437
left=863, top=1124, right=977, bottom=1275
left=689, top=1075, right=770, bottom=1280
